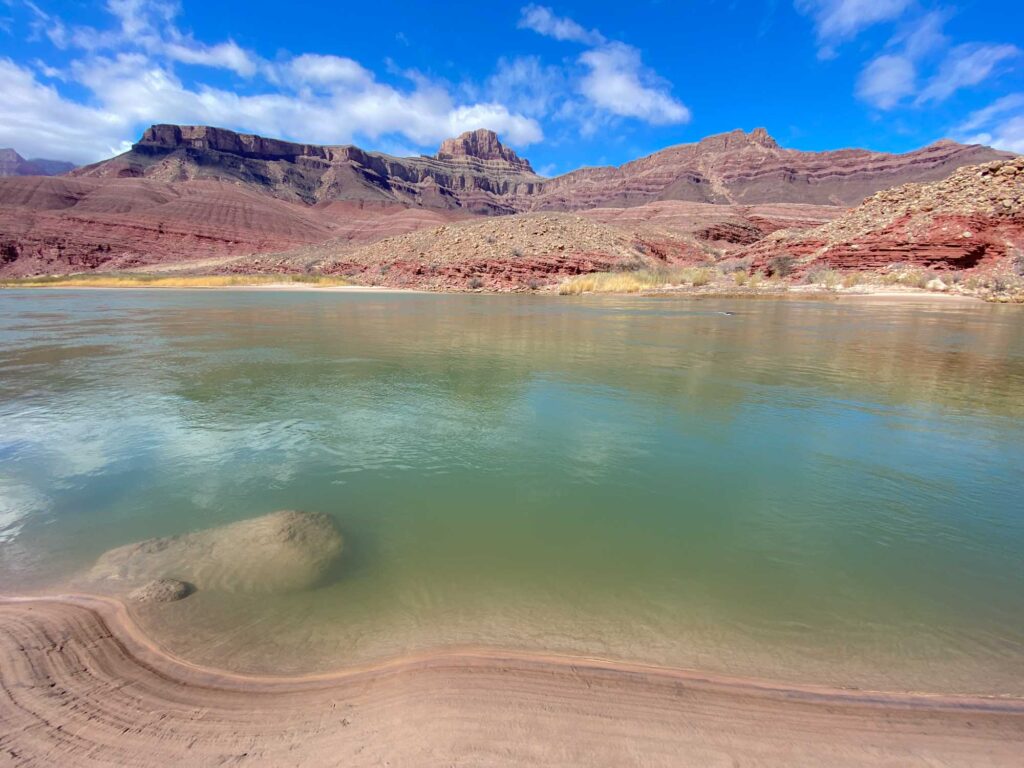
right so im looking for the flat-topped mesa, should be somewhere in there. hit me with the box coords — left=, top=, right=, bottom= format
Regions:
left=137, top=124, right=340, bottom=162
left=436, top=129, right=535, bottom=173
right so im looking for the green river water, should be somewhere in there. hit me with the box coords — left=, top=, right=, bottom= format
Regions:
left=0, top=289, right=1022, bottom=694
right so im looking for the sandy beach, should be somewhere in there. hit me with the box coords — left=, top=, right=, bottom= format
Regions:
left=1, top=281, right=994, bottom=303
left=1, top=594, right=1021, bottom=767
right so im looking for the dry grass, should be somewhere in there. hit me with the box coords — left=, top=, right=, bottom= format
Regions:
left=880, top=267, right=934, bottom=289
left=841, top=273, right=861, bottom=288
left=0, top=274, right=350, bottom=289
left=962, top=272, right=1024, bottom=302
left=805, top=268, right=843, bottom=289
left=557, top=267, right=714, bottom=295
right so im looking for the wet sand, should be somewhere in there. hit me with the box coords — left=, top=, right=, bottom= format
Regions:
left=1, top=594, right=1021, bottom=767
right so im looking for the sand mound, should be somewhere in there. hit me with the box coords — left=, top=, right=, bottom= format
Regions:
left=129, top=578, right=193, bottom=603
left=89, top=510, right=343, bottom=595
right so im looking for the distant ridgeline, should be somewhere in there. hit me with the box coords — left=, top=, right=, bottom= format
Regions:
left=0, top=148, right=75, bottom=177
left=68, top=124, right=1011, bottom=213
left=0, top=123, right=1015, bottom=282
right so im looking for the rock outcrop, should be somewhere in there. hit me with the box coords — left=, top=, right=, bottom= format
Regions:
left=744, top=156, right=1024, bottom=276
left=0, top=148, right=75, bottom=177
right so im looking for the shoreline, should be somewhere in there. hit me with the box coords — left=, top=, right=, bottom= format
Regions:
left=0, top=283, right=424, bottom=293
left=2, top=593, right=1022, bottom=765
left=0, top=282, right=993, bottom=303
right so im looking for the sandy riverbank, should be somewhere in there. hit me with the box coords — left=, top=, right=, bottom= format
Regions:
left=1, top=282, right=994, bottom=303
left=1, top=594, right=1021, bottom=767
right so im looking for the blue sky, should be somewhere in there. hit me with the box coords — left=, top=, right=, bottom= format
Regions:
left=1, top=1, right=1021, bottom=174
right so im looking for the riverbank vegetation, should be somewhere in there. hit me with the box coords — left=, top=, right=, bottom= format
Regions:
left=0, top=274, right=350, bottom=289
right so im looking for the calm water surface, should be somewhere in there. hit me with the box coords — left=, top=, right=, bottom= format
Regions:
left=1, top=289, right=1022, bottom=694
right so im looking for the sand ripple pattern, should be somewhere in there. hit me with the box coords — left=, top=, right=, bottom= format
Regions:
left=1, top=596, right=1022, bottom=767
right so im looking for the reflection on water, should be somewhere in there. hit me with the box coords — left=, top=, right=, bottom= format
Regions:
left=0, top=289, right=1022, bottom=694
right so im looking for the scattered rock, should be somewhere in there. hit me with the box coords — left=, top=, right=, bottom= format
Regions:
left=742, top=155, right=1024, bottom=279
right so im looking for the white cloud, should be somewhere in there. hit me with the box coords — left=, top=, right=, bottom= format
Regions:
left=579, top=43, right=689, bottom=125
left=851, top=11, right=1019, bottom=114
left=0, top=58, right=127, bottom=161
left=795, top=0, right=913, bottom=56
left=892, top=10, right=949, bottom=60
left=162, top=37, right=258, bottom=77
left=517, top=6, right=689, bottom=127
left=285, top=54, right=373, bottom=88
left=856, top=54, right=915, bottom=109
left=518, top=4, right=604, bottom=46
left=957, top=93, right=1024, bottom=134
left=917, top=43, right=1021, bottom=104
left=0, top=2, right=544, bottom=162
left=956, top=93, right=1024, bottom=153
left=58, top=0, right=260, bottom=76
left=967, top=117, right=1024, bottom=154
left=854, top=12, right=946, bottom=110
left=487, top=56, right=564, bottom=117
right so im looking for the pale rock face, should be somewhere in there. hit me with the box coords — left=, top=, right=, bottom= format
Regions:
left=89, top=510, right=344, bottom=595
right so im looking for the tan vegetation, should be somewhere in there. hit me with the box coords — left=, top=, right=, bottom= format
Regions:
left=558, top=267, right=714, bottom=295
left=0, top=273, right=350, bottom=289
left=879, top=267, right=936, bottom=289
left=805, top=268, right=843, bottom=289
